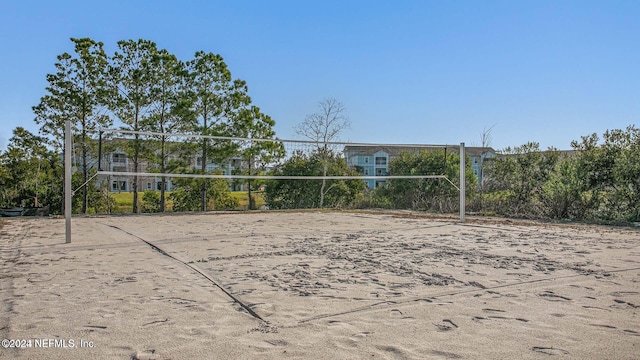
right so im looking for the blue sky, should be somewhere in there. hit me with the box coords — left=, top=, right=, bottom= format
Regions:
left=1, top=0, right=638, bottom=151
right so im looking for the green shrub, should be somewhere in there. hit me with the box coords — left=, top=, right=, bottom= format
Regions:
left=141, top=191, right=161, bottom=213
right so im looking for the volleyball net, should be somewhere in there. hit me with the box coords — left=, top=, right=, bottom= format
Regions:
left=62, top=125, right=467, bottom=241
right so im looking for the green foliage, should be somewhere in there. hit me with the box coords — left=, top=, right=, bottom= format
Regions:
left=296, top=98, right=350, bottom=208
left=33, top=38, right=111, bottom=213
left=108, top=39, right=160, bottom=213
left=379, top=149, right=476, bottom=212
left=237, top=106, right=285, bottom=209
left=24, top=37, right=283, bottom=216
left=169, top=172, right=238, bottom=212
left=476, top=127, right=639, bottom=222
left=352, top=189, right=394, bottom=209
left=141, top=49, right=196, bottom=212
left=187, top=51, right=251, bottom=211
left=485, top=142, right=558, bottom=217
left=70, top=170, right=116, bottom=214
left=24, top=37, right=637, bottom=224
left=33, top=38, right=110, bottom=151
left=570, top=126, right=640, bottom=222
left=265, top=150, right=366, bottom=209
left=540, top=157, right=592, bottom=219
left=141, top=191, right=161, bottom=213
left=0, top=128, right=63, bottom=213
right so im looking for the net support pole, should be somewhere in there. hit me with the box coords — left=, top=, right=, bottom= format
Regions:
left=65, top=119, right=72, bottom=243
left=97, top=130, right=103, bottom=171
left=459, top=142, right=465, bottom=223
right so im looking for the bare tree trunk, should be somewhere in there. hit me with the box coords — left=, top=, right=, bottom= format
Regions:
left=81, top=83, right=89, bottom=214
left=81, top=122, right=88, bottom=214
left=320, top=161, right=328, bottom=208
left=132, top=107, right=140, bottom=214
left=247, top=158, right=254, bottom=210
left=159, top=131, right=166, bottom=212
left=248, top=181, right=254, bottom=210
left=106, top=173, right=112, bottom=214
left=199, top=109, right=209, bottom=211
left=200, top=140, right=207, bottom=211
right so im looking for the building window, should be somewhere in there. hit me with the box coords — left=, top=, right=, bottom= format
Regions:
left=147, top=182, right=152, bottom=190
left=364, top=169, right=369, bottom=175
left=364, top=157, right=369, bottom=164
left=196, top=157, right=202, bottom=166
left=113, top=153, right=126, bottom=163
left=375, top=157, right=386, bottom=166
left=112, top=181, right=126, bottom=191
left=376, top=168, right=386, bottom=176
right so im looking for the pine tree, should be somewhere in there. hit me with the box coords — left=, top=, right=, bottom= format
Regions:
left=33, top=37, right=110, bottom=213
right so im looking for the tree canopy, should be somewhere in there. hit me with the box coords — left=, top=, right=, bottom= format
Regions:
left=265, top=150, right=365, bottom=209
left=3, top=37, right=637, bottom=224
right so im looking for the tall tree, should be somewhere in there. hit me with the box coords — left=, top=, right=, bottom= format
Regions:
left=237, top=106, right=285, bottom=209
left=33, top=37, right=110, bottom=213
left=142, top=49, right=195, bottom=212
left=187, top=51, right=251, bottom=211
left=108, top=39, right=158, bottom=213
left=296, top=98, right=350, bottom=208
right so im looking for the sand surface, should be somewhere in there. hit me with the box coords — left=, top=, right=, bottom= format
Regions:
left=1, top=211, right=639, bottom=359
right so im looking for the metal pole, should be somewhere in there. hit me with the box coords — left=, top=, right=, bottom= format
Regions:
left=459, top=142, right=465, bottom=223
left=97, top=130, right=103, bottom=171
left=65, top=120, right=72, bottom=243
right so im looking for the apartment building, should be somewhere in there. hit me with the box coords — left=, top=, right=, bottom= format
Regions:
left=343, top=145, right=496, bottom=189
left=97, top=144, right=246, bottom=192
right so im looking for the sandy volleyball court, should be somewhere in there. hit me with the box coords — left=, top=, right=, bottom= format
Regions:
left=1, top=211, right=639, bottom=359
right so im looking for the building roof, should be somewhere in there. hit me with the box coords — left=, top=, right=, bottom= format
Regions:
left=343, top=145, right=496, bottom=157
left=495, top=149, right=577, bottom=159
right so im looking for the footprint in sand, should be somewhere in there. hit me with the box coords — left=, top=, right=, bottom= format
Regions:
left=264, top=339, right=288, bottom=347
left=375, top=345, right=408, bottom=357
left=591, top=324, right=617, bottom=329
left=430, top=350, right=463, bottom=359
left=350, top=331, right=373, bottom=341
left=538, top=291, right=571, bottom=302
left=613, top=299, right=638, bottom=308
left=532, top=346, right=569, bottom=355
left=482, top=308, right=506, bottom=313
